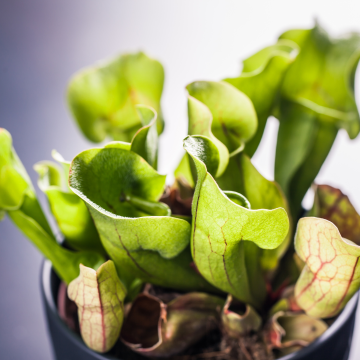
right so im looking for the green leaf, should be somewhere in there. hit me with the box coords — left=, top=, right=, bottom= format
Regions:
left=217, top=153, right=291, bottom=270
left=174, top=80, right=257, bottom=187
left=221, top=295, right=262, bottom=337
left=8, top=209, right=104, bottom=284
left=174, top=83, right=290, bottom=270
left=67, top=52, right=164, bottom=143
left=69, top=146, right=214, bottom=292
left=275, top=24, right=360, bottom=219
left=34, top=152, right=104, bottom=253
left=224, top=40, right=298, bottom=157
left=275, top=103, right=337, bottom=219
left=264, top=311, right=328, bottom=355
left=51, top=149, right=71, bottom=186
left=0, top=128, right=104, bottom=284
left=121, top=291, right=224, bottom=357
left=186, top=96, right=229, bottom=176
left=184, top=135, right=289, bottom=308
left=104, top=105, right=160, bottom=169
left=186, top=81, right=257, bottom=155
left=174, top=151, right=194, bottom=188
left=68, top=261, right=126, bottom=353
left=223, top=191, right=250, bottom=209
left=0, top=128, right=52, bottom=234
left=0, top=129, right=52, bottom=235
left=294, top=217, right=360, bottom=318
left=309, top=184, right=360, bottom=244
left=0, top=152, right=29, bottom=210
left=174, top=81, right=290, bottom=271
left=130, top=105, right=159, bottom=169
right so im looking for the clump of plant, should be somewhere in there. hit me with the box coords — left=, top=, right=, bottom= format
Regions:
left=2, top=24, right=360, bottom=360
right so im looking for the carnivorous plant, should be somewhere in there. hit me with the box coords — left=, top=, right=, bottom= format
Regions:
left=2, top=23, right=360, bottom=360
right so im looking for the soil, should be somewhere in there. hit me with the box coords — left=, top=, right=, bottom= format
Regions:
left=174, top=330, right=272, bottom=360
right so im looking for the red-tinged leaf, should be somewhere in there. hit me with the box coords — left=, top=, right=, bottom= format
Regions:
left=310, top=184, right=360, bottom=244
left=264, top=311, right=328, bottom=355
left=68, top=261, right=126, bottom=353
left=294, top=217, right=360, bottom=318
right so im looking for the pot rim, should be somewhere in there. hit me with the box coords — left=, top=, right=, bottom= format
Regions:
left=41, top=259, right=359, bottom=360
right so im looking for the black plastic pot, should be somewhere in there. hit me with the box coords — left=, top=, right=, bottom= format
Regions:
left=41, top=260, right=359, bottom=360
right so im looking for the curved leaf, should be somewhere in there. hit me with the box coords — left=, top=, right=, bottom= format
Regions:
left=279, top=25, right=360, bottom=137
left=130, top=105, right=159, bottom=169
left=275, top=103, right=337, bottom=219
left=186, top=95, right=229, bottom=177
left=174, top=86, right=237, bottom=184
left=174, top=82, right=290, bottom=270
left=294, top=217, right=360, bottom=318
left=184, top=135, right=289, bottom=308
left=221, top=295, right=262, bottom=337
left=0, top=128, right=52, bottom=233
left=217, top=153, right=291, bottom=271
left=223, top=191, right=250, bottom=209
left=186, top=81, right=257, bottom=155
left=264, top=311, right=328, bottom=355
left=68, top=261, right=126, bottom=353
left=104, top=105, right=160, bottom=169
left=34, top=153, right=104, bottom=253
left=67, top=52, right=164, bottom=143
left=224, top=39, right=298, bottom=157
left=275, top=24, right=360, bottom=219
left=69, top=146, right=214, bottom=292
left=175, top=80, right=257, bottom=187
left=174, top=151, right=194, bottom=188
left=0, top=129, right=104, bottom=284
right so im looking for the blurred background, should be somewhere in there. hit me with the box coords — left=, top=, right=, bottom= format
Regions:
left=1, top=1, right=360, bottom=359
